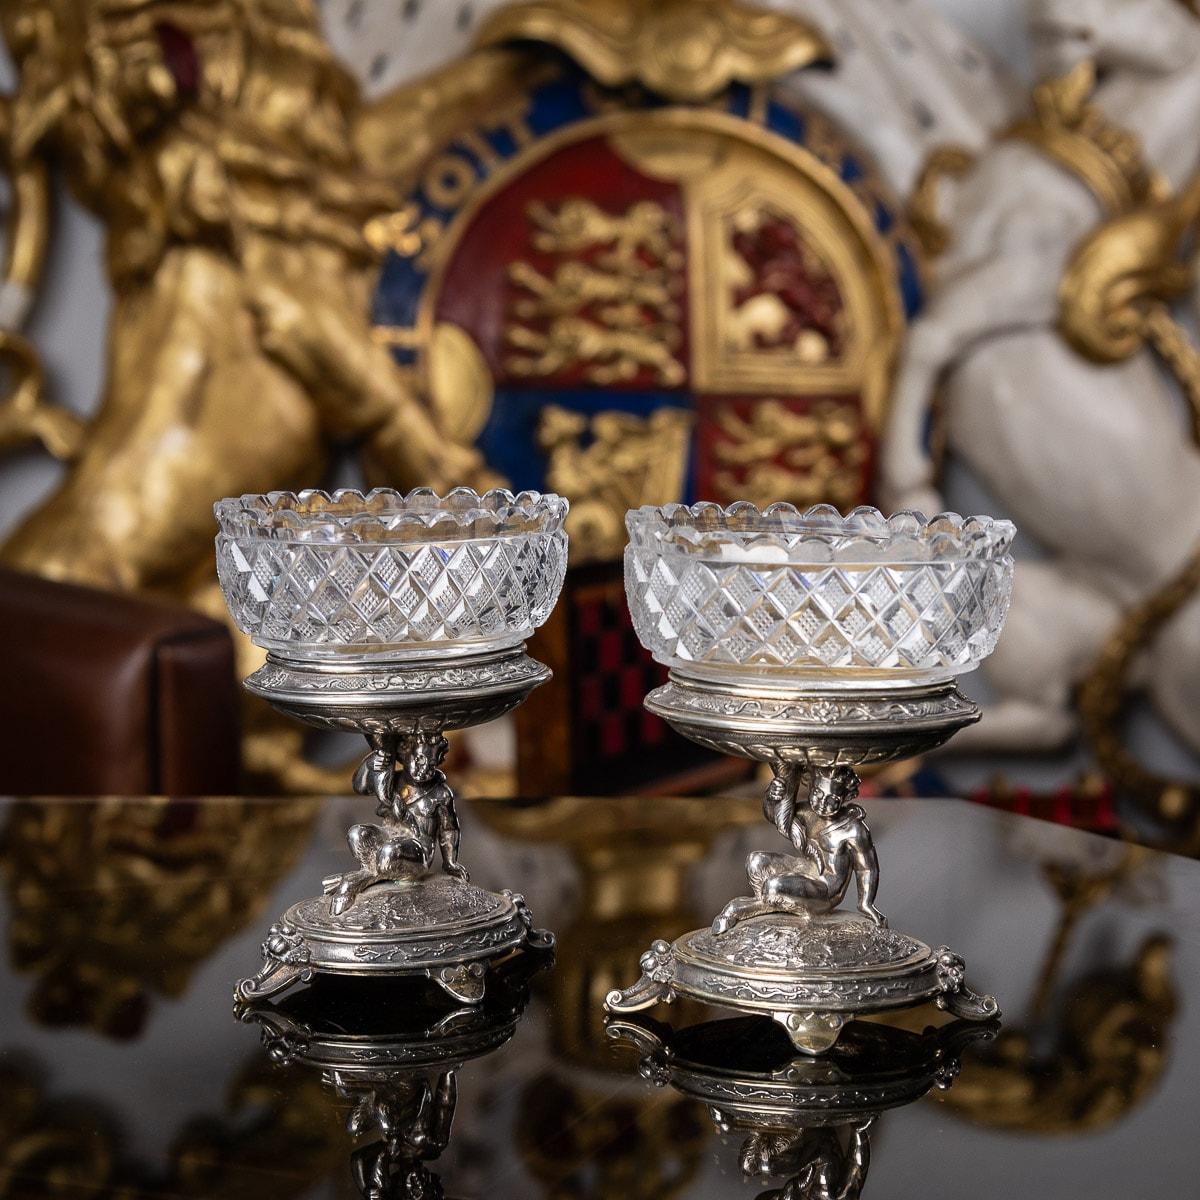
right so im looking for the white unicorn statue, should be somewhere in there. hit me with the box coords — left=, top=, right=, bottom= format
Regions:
left=881, top=0, right=1200, bottom=770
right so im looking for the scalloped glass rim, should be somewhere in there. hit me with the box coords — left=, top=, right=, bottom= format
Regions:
left=214, top=487, right=568, bottom=544
left=626, top=502, right=1015, bottom=563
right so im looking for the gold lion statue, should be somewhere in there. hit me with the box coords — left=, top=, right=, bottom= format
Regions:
left=0, top=1, right=493, bottom=787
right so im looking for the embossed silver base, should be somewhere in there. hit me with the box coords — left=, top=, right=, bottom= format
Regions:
left=236, top=878, right=553, bottom=1004
left=235, top=645, right=555, bottom=1003
left=238, top=944, right=545, bottom=1200
left=604, top=672, right=998, bottom=1053
left=604, top=916, right=996, bottom=1054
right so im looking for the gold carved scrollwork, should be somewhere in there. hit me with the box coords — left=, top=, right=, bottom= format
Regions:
left=0, top=797, right=319, bottom=1035
left=0, top=329, right=85, bottom=461
left=0, top=90, right=84, bottom=461
left=538, top=404, right=693, bottom=561
left=683, top=131, right=900, bottom=434
left=712, top=398, right=866, bottom=510
left=950, top=52, right=1200, bottom=832
left=725, top=204, right=846, bottom=365
left=907, top=144, right=974, bottom=258
left=473, top=0, right=831, bottom=104
left=1005, top=62, right=1168, bottom=215
left=508, top=319, right=685, bottom=387
left=1059, top=180, right=1200, bottom=426
left=0, top=1, right=503, bottom=791
left=1026, top=62, right=1200, bottom=831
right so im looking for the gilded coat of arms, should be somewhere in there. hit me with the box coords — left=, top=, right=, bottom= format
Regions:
left=366, top=13, right=922, bottom=560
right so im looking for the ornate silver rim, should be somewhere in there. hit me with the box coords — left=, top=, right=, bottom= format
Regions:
left=283, top=898, right=528, bottom=972
left=244, top=1005, right=522, bottom=1072
left=645, top=673, right=980, bottom=764
left=246, top=646, right=551, bottom=709
left=671, top=926, right=940, bottom=1012
left=244, top=646, right=552, bottom=735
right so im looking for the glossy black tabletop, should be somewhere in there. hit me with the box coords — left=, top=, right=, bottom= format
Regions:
left=1, top=794, right=1194, bottom=1198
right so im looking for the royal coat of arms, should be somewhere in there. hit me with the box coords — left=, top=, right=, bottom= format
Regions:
left=0, top=0, right=924, bottom=795
left=355, top=3, right=924, bottom=791
left=366, top=20, right=922, bottom=563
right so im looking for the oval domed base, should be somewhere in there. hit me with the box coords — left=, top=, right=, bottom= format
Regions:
left=236, top=877, right=554, bottom=1005
left=604, top=912, right=998, bottom=1054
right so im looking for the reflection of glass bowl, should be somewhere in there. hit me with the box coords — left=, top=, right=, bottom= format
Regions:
left=216, top=488, right=568, bottom=661
left=625, top=502, right=1014, bottom=688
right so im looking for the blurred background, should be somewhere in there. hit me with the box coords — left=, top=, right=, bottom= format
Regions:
left=0, top=0, right=1198, bottom=854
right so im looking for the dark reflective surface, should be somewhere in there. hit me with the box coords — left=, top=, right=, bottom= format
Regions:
left=1, top=795, right=1195, bottom=1197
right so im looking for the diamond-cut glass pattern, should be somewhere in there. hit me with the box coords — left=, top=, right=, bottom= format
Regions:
left=626, top=547, right=1013, bottom=681
left=217, top=531, right=567, bottom=652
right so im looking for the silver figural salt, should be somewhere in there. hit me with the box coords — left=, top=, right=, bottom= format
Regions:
left=215, top=487, right=566, bottom=1003
left=606, top=502, right=1014, bottom=1052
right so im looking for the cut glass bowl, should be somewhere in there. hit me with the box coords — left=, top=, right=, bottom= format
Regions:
left=625, top=502, right=1014, bottom=688
left=216, top=488, right=568, bottom=660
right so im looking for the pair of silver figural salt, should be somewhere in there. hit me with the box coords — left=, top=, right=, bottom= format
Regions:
left=218, top=488, right=1013, bottom=1054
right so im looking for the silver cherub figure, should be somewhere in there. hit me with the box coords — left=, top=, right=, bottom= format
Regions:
left=712, top=764, right=886, bottom=934
left=324, top=731, right=469, bottom=915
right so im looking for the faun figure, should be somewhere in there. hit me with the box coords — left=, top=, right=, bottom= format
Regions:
left=713, top=764, right=886, bottom=934
left=325, top=733, right=469, bottom=916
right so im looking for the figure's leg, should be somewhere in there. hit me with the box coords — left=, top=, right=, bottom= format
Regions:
left=760, top=872, right=833, bottom=914
left=325, top=870, right=374, bottom=915
left=375, top=832, right=430, bottom=878
left=746, top=850, right=794, bottom=895
left=323, top=823, right=384, bottom=913
left=711, top=895, right=774, bottom=934
left=347, top=823, right=383, bottom=865
left=436, top=794, right=469, bottom=881
left=713, top=851, right=804, bottom=933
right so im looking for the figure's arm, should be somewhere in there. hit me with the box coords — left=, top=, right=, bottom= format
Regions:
left=765, top=764, right=800, bottom=841
left=849, top=814, right=886, bottom=926
left=353, top=737, right=396, bottom=815
left=436, top=783, right=469, bottom=881
left=428, top=1070, right=458, bottom=1152
left=837, top=1121, right=873, bottom=1200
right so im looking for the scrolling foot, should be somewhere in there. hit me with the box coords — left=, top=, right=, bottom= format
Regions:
left=604, top=940, right=678, bottom=1013
left=935, top=948, right=1001, bottom=1021
left=235, top=922, right=313, bottom=1002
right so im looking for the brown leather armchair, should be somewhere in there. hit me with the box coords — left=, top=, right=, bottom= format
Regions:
left=0, top=569, right=240, bottom=795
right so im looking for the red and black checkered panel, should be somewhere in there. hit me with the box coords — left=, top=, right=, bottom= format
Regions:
left=565, top=564, right=719, bottom=791
left=877, top=763, right=1120, bottom=836
left=967, top=779, right=1119, bottom=835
